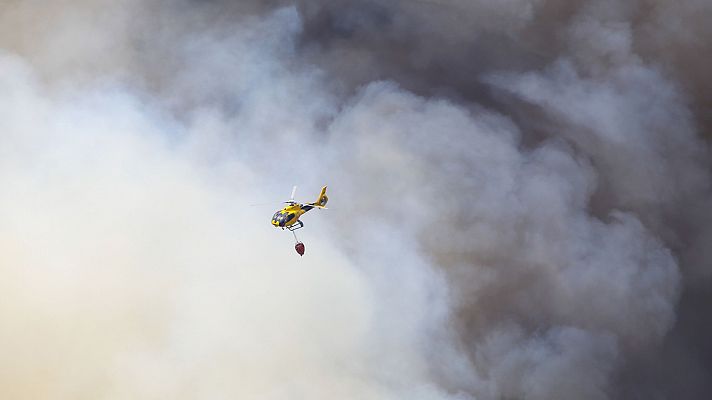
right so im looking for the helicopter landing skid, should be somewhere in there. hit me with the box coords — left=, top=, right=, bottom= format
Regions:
left=286, top=220, right=304, bottom=231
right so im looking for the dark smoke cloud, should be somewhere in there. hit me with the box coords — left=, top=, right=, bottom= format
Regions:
left=293, top=1, right=712, bottom=396
left=1, top=0, right=711, bottom=399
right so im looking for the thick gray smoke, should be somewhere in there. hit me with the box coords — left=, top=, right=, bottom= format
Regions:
left=1, top=1, right=710, bottom=399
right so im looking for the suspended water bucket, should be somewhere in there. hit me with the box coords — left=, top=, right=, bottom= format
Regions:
left=295, top=242, right=305, bottom=256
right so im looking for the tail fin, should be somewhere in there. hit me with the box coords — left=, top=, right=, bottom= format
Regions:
left=311, top=186, right=328, bottom=208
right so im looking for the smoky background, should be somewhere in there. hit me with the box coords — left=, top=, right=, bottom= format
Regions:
left=1, top=0, right=711, bottom=399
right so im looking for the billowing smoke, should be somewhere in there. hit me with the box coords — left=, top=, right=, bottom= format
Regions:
left=1, top=1, right=710, bottom=398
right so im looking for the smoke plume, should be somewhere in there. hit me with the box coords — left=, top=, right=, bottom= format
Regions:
left=1, top=1, right=711, bottom=398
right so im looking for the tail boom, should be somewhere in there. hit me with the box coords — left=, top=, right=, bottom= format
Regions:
left=309, top=185, right=328, bottom=208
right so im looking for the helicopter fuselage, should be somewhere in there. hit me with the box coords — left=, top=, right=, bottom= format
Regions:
left=271, top=203, right=314, bottom=229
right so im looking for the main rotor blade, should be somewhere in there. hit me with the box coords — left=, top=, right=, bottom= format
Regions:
left=290, top=185, right=297, bottom=201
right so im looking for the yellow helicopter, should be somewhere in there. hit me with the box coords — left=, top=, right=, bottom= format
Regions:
left=271, top=185, right=328, bottom=231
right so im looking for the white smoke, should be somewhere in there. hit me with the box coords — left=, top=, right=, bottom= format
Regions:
left=1, top=1, right=710, bottom=399
left=0, top=8, right=468, bottom=400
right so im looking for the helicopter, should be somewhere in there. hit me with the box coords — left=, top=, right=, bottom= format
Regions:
left=271, top=185, right=328, bottom=256
left=271, top=185, right=328, bottom=231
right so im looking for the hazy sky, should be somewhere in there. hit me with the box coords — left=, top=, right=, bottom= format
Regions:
left=1, top=1, right=711, bottom=399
